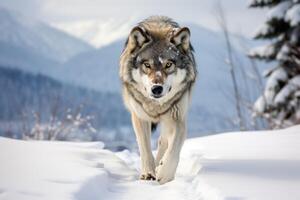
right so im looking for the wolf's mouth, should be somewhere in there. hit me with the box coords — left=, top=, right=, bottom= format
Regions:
left=151, top=94, right=163, bottom=99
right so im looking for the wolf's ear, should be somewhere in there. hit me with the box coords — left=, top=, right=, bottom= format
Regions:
left=127, top=26, right=150, bottom=53
left=170, top=27, right=191, bottom=53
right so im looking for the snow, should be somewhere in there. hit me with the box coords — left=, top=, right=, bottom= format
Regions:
left=248, top=43, right=276, bottom=58
left=0, top=7, right=92, bottom=63
left=252, top=1, right=300, bottom=37
left=1, top=126, right=300, bottom=200
left=274, top=75, right=300, bottom=105
left=253, top=95, right=266, bottom=113
left=276, top=43, right=290, bottom=61
left=52, top=18, right=135, bottom=48
left=264, top=67, right=288, bottom=102
left=285, top=4, right=300, bottom=26
left=267, top=1, right=292, bottom=20
left=254, top=66, right=297, bottom=114
left=253, top=23, right=273, bottom=37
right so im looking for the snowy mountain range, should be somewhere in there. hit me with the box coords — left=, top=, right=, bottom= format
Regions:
left=0, top=7, right=264, bottom=136
left=53, top=18, right=135, bottom=48
left=0, top=7, right=93, bottom=73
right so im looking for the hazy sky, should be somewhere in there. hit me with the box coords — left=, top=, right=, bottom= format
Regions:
left=0, top=0, right=265, bottom=38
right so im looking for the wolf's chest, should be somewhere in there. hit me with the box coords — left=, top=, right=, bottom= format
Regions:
left=124, top=86, right=185, bottom=122
left=128, top=96, right=181, bottom=121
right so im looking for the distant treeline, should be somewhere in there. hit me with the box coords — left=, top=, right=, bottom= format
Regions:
left=0, top=66, right=130, bottom=129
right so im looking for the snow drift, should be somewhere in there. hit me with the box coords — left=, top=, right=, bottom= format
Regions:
left=0, top=125, right=300, bottom=200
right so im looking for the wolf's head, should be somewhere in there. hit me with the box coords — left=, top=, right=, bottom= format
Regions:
left=120, top=17, right=196, bottom=101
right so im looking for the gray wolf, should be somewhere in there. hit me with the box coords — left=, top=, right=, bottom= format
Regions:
left=119, top=16, right=197, bottom=184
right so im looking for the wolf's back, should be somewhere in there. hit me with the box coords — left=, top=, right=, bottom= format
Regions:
left=139, top=16, right=179, bottom=28
left=138, top=16, right=180, bottom=39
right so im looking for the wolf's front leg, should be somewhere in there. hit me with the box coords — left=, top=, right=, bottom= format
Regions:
left=155, top=134, right=168, bottom=166
left=131, top=113, right=156, bottom=180
left=155, top=117, right=186, bottom=184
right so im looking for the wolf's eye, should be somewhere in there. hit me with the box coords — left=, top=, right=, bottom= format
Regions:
left=165, top=62, right=173, bottom=69
left=144, top=63, right=151, bottom=68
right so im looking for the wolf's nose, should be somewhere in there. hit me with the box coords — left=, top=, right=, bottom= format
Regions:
left=151, top=85, right=163, bottom=97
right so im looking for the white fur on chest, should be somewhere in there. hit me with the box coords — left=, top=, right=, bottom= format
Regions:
left=125, top=87, right=190, bottom=122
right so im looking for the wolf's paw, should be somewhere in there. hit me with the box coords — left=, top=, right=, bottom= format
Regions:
left=139, top=172, right=156, bottom=181
left=155, top=159, right=175, bottom=184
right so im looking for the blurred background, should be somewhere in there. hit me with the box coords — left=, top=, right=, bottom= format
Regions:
left=0, top=0, right=299, bottom=150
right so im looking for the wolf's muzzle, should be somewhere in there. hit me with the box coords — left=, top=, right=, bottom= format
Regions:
left=151, top=85, right=163, bottom=98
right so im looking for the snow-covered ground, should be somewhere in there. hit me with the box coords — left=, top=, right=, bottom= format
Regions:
left=0, top=126, right=300, bottom=200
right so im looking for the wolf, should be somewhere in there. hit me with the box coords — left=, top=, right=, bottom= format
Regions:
left=119, top=16, right=197, bottom=184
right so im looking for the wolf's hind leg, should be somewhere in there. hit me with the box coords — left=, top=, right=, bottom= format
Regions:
left=131, top=113, right=156, bottom=180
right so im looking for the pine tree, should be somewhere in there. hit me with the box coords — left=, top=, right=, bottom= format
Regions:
left=248, top=0, right=300, bottom=128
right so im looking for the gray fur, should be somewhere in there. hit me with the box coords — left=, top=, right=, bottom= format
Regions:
left=119, top=16, right=197, bottom=184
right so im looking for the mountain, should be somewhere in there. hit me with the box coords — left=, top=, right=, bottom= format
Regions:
left=60, top=40, right=123, bottom=92
left=53, top=18, right=135, bottom=48
left=0, top=7, right=93, bottom=68
left=0, top=40, right=61, bottom=75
